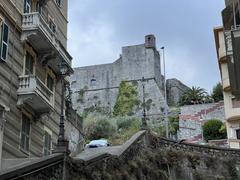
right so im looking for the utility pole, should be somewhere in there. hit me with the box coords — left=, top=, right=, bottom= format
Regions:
left=141, top=77, right=147, bottom=129
left=161, top=47, right=169, bottom=138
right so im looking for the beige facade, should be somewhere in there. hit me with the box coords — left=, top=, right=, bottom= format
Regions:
left=214, top=25, right=240, bottom=148
left=0, top=0, right=82, bottom=168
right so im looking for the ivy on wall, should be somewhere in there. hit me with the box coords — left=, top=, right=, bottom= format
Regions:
left=113, top=81, right=140, bottom=116
left=77, top=86, right=88, bottom=104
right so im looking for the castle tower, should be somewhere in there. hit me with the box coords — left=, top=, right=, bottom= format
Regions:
left=145, top=34, right=156, bottom=48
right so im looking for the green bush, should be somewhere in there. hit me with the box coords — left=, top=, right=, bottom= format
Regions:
left=168, top=116, right=179, bottom=135
left=83, top=114, right=117, bottom=140
left=116, top=116, right=140, bottom=130
left=152, top=125, right=166, bottom=136
left=109, top=116, right=141, bottom=145
left=203, top=119, right=227, bottom=141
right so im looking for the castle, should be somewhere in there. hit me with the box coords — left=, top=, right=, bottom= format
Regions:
left=70, top=35, right=188, bottom=122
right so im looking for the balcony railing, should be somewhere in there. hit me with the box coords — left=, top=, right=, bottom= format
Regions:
left=17, top=75, right=54, bottom=113
left=22, top=12, right=56, bottom=45
left=22, top=13, right=72, bottom=74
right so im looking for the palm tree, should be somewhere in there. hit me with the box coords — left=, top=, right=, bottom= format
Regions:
left=179, top=86, right=208, bottom=105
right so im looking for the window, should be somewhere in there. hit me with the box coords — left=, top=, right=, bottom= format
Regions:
left=90, top=79, right=96, bottom=86
left=48, top=17, right=56, bottom=33
left=236, top=129, right=240, bottom=139
left=55, top=0, right=63, bottom=7
left=20, top=114, right=30, bottom=152
left=36, top=1, right=43, bottom=14
left=25, top=52, right=34, bottom=75
left=47, top=74, right=54, bottom=91
left=24, top=0, right=31, bottom=13
left=0, top=22, right=9, bottom=61
left=43, top=128, right=52, bottom=156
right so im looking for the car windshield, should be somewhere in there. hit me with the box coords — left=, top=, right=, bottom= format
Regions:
left=89, top=139, right=108, bottom=145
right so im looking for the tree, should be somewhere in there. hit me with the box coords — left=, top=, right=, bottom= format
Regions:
left=179, top=86, right=208, bottom=105
left=202, top=119, right=227, bottom=141
left=211, top=82, right=223, bottom=102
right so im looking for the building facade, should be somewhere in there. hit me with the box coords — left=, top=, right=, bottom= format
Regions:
left=214, top=0, right=240, bottom=148
left=0, top=0, right=82, bottom=169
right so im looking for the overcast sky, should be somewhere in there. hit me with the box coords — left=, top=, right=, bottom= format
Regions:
left=68, top=0, right=225, bottom=93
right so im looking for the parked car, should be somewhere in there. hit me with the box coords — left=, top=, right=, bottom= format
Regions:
left=85, top=139, right=110, bottom=148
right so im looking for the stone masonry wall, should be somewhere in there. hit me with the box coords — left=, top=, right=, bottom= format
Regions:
left=178, top=102, right=225, bottom=141
left=2, top=131, right=240, bottom=179
left=166, top=78, right=190, bottom=106
left=70, top=35, right=166, bottom=122
left=68, top=132, right=240, bottom=180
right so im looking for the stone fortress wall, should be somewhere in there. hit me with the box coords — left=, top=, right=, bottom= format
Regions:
left=167, top=78, right=190, bottom=106
left=70, top=35, right=189, bottom=122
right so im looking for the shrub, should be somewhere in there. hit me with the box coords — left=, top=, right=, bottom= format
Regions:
left=109, top=116, right=141, bottom=145
left=150, top=123, right=166, bottom=136
left=202, top=119, right=227, bottom=141
left=168, top=115, right=179, bottom=135
left=116, top=116, right=140, bottom=130
left=83, top=114, right=117, bottom=140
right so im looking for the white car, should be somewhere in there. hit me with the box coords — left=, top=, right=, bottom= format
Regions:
left=85, top=139, right=110, bottom=148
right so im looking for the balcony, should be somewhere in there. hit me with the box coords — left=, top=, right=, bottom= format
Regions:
left=21, top=12, right=73, bottom=74
left=223, top=77, right=231, bottom=91
left=17, top=75, right=54, bottom=114
left=224, top=95, right=240, bottom=121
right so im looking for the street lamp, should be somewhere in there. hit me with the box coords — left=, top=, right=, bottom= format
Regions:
left=141, top=77, right=147, bottom=130
left=161, top=46, right=169, bottom=138
left=54, top=62, right=69, bottom=154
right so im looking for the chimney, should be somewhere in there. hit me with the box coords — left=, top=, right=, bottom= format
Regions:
left=145, top=34, right=156, bottom=48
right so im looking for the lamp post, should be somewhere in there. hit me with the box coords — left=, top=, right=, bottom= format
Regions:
left=54, top=62, right=69, bottom=154
left=141, top=77, right=147, bottom=129
left=161, top=46, right=169, bottom=138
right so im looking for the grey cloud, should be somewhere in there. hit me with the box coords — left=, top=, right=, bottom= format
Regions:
left=68, top=0, right=225, bottom=92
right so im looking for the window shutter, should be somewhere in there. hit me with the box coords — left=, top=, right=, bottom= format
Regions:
left=24, top=0, right=31, bottom=13
left=56, top=0, right=63, bottom=8
left=0, top=22, right=9, bottom=61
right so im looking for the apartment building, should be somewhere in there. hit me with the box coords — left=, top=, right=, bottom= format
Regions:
left=0, top=0, right=82, bottom=168
left=214, top=0, right=240, bottom=148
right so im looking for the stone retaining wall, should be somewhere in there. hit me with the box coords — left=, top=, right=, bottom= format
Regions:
left=178, top=102, right=225, bottom=141
left=150, top=135, right=240, bottom=159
